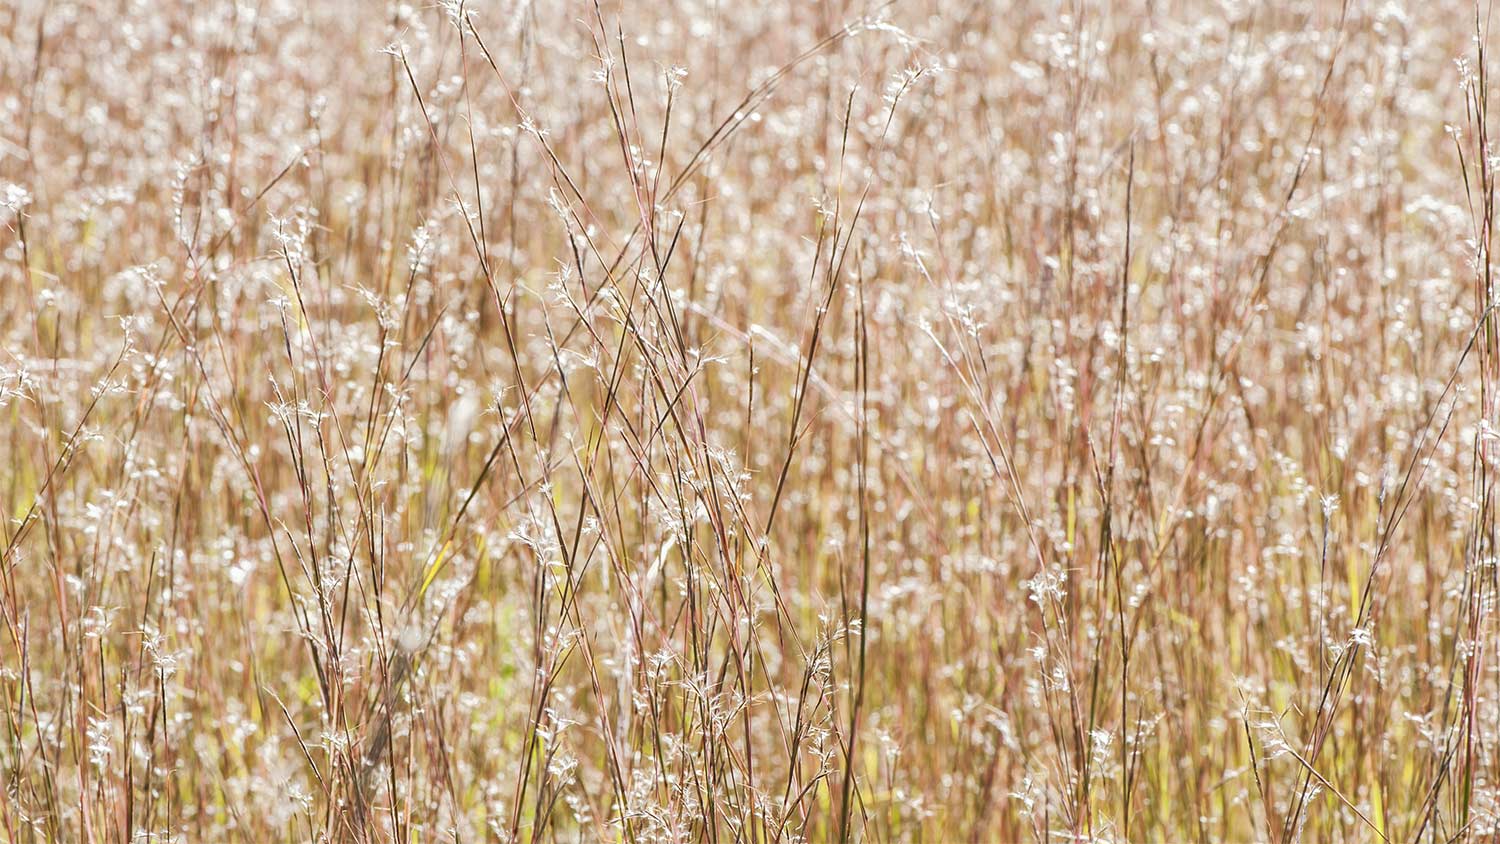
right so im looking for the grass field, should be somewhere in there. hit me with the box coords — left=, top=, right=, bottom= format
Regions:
left=2, top=0, right=1498, bottom=841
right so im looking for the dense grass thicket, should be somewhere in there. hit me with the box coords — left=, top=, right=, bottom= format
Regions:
left=4, top=0, right=1500, bottom=841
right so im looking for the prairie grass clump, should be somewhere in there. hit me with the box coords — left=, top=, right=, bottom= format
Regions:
left=3, top=0, right=1500, bottom=841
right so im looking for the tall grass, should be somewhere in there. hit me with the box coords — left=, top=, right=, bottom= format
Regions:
left=2, top=0, right=1498, bottom=841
